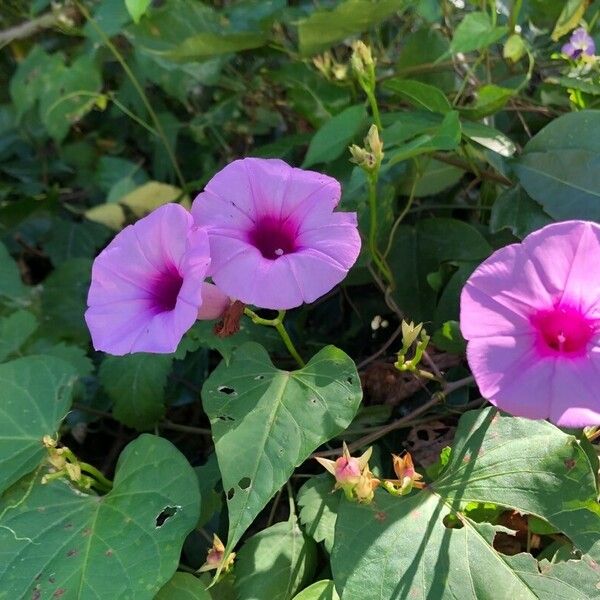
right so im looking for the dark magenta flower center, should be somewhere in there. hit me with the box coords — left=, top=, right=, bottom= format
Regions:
left=151, top=268, right=183, bottom=313
left=249, top=217, right=298, bottom=260
left=532, top=305, right=594, bottom=354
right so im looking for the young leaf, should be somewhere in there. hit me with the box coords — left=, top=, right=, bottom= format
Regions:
left=99, top=354, right=174, bottom=430
left=0, top=435, right=200, bottom=599
left=0, top=356, right=76, bottom=495
left=450, top=12, right=508, bottom=53
left=125, top=0, right=152, bottom=24
left=302, top=105, right=367, bottom=168
left=202, top=342, right=362, bottom=555
left=235, top=516, right=317, bottom=599
left=331, top=408, right=600, bottom=599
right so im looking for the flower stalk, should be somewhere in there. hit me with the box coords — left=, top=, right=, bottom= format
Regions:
left=244, top=308, right=305, bottom=368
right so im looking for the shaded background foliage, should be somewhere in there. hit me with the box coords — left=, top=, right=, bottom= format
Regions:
left=1, top=0, right=600, bottom=598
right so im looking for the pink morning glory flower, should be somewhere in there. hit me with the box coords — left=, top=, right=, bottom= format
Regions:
left=562, top=27, right=596, bottom=59
left=460, top=220, right=600, bottom=427
left=85, top=203, right=229, bottom=355
left=191, top=158, right=361, bottom=310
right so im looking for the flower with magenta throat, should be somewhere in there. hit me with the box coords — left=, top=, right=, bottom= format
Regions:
left=562, top=27, right=596, bottom=59
left=85, top=203, right=229, bottom=355
left=191, top=158, right=361, bottom=310
left=460, top=220, right=600, bottom=427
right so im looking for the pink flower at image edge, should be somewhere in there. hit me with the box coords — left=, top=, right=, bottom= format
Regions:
left=85, top=203, right=229, bottom=355
left=460, top=220, right=600, bottom=427
left=191, top=158, right=361, bottom=310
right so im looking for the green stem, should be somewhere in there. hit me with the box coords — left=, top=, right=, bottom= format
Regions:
left=365, top=89, right=382, bottom=130
left=79, top=462, right=114, bottom=492
left=76, top=1, right=186, bottom=189
left=244, top=308, right=305, bottom=367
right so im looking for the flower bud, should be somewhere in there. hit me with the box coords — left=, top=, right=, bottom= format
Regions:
left=351, top=41, right=374, bottom=76
left=503, top=34, right=527, bottom=63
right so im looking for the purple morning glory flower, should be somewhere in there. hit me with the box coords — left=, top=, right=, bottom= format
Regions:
left=562, top=27, right=596, bottom=59
left=85, top=203, right=229, bottom=355
left=191, top=158, right=361, bottom=310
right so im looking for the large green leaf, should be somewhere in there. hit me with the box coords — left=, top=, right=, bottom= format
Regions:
left=331, top=409, right=600, bottom=599
left=202, top=343, right=362, bottom=555
left=490, top=186, right=553, bottom=239
left=99, top=353, right=174, bottom=430
left=293, top=581, right=340, bottom=600
left=156, top=572, right=211, bottom=599
left=0, top=356, right=76, bottom=495
left=0, top=435, right=200, bottom=599
left=235, top=516, right=317, bottom=600
left=387, top=218, right=491, bottom=322
left=514, top=150, right=600, bottom=221
left=39, top=258, right=92, bottom=345
left=0, top=242, right=26, bottom=305
left=513, top=110, right=600, bottom=221
left=298, top=0, right=407, bottom=56
left=298, top=474, right=340, bottom=553
left=0, top=310, right=38, bottom=363
left=44, top=218, right=111, bottom=266
left=302, top=105, right=367, bottom=168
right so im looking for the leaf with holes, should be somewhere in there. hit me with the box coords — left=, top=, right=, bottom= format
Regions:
left=0, top=434, right=199, bottom=599
left=202, top=342, right=362, bottom=557
left=0, top=355, right=76, bottom=496
left=331, top=408, right=600, bottom=599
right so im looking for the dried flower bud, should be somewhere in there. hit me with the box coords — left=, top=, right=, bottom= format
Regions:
left=198, top=534, right=236, bottom=574
left=382, top=452, right=425, bottom=496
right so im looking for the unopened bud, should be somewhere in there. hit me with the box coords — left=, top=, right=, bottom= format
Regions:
left=503, top=34, right=527, bottom=63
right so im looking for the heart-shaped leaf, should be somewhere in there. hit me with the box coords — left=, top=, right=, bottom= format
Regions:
left=0, top=355, right=76, bottom=495
left=235, top=516, right=317, bottom=599
left=331, top=408, right=600, bottom=599
left=202, top=342, right=362, bottom=555
left=0, top=434, right=200, bottom=599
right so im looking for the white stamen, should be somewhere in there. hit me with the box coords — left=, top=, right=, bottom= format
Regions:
left=275, top=248, right=284, bottom=256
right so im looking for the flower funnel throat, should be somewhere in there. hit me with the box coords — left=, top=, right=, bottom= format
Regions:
left=460, top=220, right=600, bottom=427
left=533, top=305, right=594, bottom=355
left=151, top=269, right=184, bottom=313
left=249, top=216, right=298, bottom=259
left=191, top=158, right=361, bottom=310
